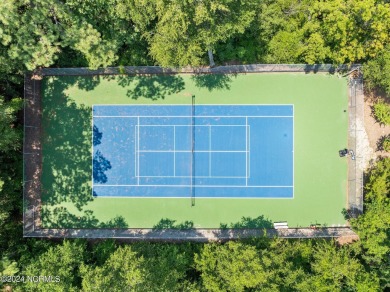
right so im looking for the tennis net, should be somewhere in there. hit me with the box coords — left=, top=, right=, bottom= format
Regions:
left=191, top=95, right=196, bottom=206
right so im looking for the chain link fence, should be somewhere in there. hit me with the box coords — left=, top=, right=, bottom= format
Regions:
left=23, top=74, right=42, bottom=235
left=39, top=64, right=360, bottom=76
left=23, top=64, right=361, bottom=238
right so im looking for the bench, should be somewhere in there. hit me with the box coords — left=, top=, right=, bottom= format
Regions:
left=273, top=222, right=288, bottom=229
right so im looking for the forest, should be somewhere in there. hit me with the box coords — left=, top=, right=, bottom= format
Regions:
left=0, top=0, right=389, bottom=291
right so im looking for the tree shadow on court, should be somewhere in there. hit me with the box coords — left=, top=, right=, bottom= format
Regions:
left=153, top=218, right=195, bottom=230
left=42, top=77, right=94, bottom=210
left=207, top=215, right=274, bottom=240
left=74, top=75, right=102, bottom=91
left=92, top=125, right=112, bottom=184
left=149, top=216, right=274, bottom=241
left=191, top=73, right=236, bottom=92
left=150, top=218, right=207, bottom=239
left=114, top=74, right=186, bottom=100
left=303, top=64, right=337, bottom=74
left=93, top=125, right=103, bottom=146
left=42, top=206, right=128, bottom=228
left=219, top=215, right=274, bottom=229
left=40, top=76, right=128, bottom=228
left=93, top=150, right=112, bottom=184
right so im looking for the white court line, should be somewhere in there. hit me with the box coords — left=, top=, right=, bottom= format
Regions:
left=137, top=117, right=140, bottom=185
left=95, top=196, right=294, bottom=200
left=92, top=104, right=294, bottom=197
left=94, top=115, right=293, bottom=118
left=134, top=124, right=137, bottom=181
left=292, top=104, right=295, bottom=199
left=246, top=117, right=248, bottom=186
left=248, top=126, right=251, bottom=178
left=91, top=115, right=94, bottom=194
left=138, top=150, right=248, bottom=153
left=209, top=125, right=211, bottom=177
left=93, top=103, right=294, bottom=106
left=137, top=124, right=249, bottom=127
left=137, top=175, right=248, bottom=178
left=95, top=184, right=293, bottom=188
left=173, top=126, right=176, bottom=177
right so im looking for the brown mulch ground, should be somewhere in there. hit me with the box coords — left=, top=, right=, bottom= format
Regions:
left=364, top=91, right=390, bottom=160
left=336, top=234, right=360, bottom=245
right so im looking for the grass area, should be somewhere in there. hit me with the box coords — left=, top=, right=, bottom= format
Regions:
left=41, top=73, right=348, bottom=228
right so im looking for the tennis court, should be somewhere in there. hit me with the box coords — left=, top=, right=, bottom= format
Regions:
left=38, top=71, right=348, bottom=229
left=93, top=105, right=294, bottom=198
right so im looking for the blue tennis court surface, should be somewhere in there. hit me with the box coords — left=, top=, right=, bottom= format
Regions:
left=92, top=105, right=294, bottom=198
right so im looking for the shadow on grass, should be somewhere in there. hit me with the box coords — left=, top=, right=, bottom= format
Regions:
left=191, top=73, right=236, bottom=92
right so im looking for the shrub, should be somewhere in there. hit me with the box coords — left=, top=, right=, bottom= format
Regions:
left=373, top=100, right=390, bottom=125
left=363, top=47, right=390, bottom=96
left=383, top=137, right=390, bottom=152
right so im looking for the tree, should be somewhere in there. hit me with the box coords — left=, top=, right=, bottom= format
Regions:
left=258, top=0, right=312, bottom=63
left=80, top=245, right=145, bottom=291
left=350, top=158, right=390, bottom=288
left=195, top=241, right=267, bottom=291
left=127, top=0, right=258, bottom=67
left=363, top=157, right=390, bottom=204
left=0, top=255, right=19, bottom=291
left=63, top=0, right=152, bottom=67
left=0, top=0, right=119, bottom=70
left=21, top=240, right=86, bottom=292
left=133, top=243, right=196, bottom=291
left=257, top=239, right=314, bottom=291
left=372, top=100, right=390, bottom=125
left=0, top=255, right=19, bottom=276
left=259, top=0, right=390, bottom=64
left=364, top=46, right=390, bottom=97
left=383, top=136, right=390, bottom=152
left=309, top=242, right=380, bottom=291
left=0, top=96, right=22, bottom=152
left=0, top=95, right=22, bottom=254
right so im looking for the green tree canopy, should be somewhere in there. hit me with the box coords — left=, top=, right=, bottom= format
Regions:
left=309, top=242, right=380, bottom=291
left=350, top=158, right=390, bottom=288
left=127, top=0, right=258, bottom=67
left=0, top=96, right=22, bottom=152
left=0, top=95, right=22, bottom=253
left=133, top=243, right=195, bottom=291
left=195, top=241, right=267, bottom=291
left=81, top=245, right=145, bottom=291
left=259, top=0, right=390, bottom=64
left=21, top=240, right=86, bottom=292
left=0, top=0, right=122, bottom=70
left=364, top=46, right=390, bottom=97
